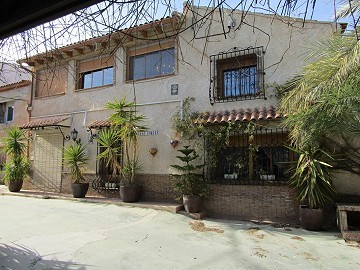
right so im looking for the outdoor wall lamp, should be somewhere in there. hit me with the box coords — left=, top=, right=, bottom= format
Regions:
left=170, top=140, right=179, bottom=148
left=86, top=127, right=97, bottom=143
left=149, top=148, right=158, bottom=157
left=70, top=128, right=81, bottom=145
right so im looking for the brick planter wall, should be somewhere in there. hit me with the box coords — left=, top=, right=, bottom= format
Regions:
left=24, top=172, right=300, bottom=223
left=205, top=184, right=299, bottom=224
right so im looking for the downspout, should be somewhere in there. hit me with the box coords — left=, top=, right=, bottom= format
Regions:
left=26, top=71, right=35, bottom=159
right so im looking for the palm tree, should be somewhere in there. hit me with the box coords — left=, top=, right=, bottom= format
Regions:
left=279, top=31, right=360, bottom=174
left=97, top=97, right=147, bottom=185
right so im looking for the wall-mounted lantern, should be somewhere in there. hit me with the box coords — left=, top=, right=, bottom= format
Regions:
left=170, top=140, right=179, bottom=148
left=70, top=128, right=81, bottom=145
left=86, top=127, right=97, bottom=143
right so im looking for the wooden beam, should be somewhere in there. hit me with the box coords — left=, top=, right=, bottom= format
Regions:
left=155, top=25, right=163, bottom=35
left=35, top=59, right=45, bottom=65
left=25, top=61, right=35, bottom=66
left=139, top=30, right=148, bottom=38
left=86, top=44, right=96, bottom=51
left=63, top=50, right=73, bottom=57
left=75, top=48, right=84, bottom=54
left=101, top=41, right=109, bottom=49
left=44, top=56, right=54, bottom=62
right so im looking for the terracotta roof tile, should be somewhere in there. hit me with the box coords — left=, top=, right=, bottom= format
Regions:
left=195, top=106, right=284, bottom=125
left=0, top=80, right=31, bottom=92
left=87, top=120, right=111, bottom=129
left=20, top=116, right=70, bottom=129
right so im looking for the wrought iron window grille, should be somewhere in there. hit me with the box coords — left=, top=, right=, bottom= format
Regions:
left=209, top=46, right=265, bottom=105
left=204, top=125, right=293, bottom=185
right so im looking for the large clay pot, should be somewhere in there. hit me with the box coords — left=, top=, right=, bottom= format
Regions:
left=71, top=183, right=89, bottom=198
left=299, top=205, right=323, bottom=231
left=183, top=195, right=203, bottom=213
left=8, top=180, right=23, bottom=192
left=120, top=185, right=142, bottom=203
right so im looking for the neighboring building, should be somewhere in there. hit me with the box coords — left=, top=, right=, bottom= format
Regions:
left=18, top=6, right=345, bottom=223
left=0, top=63, right=31, bottom=179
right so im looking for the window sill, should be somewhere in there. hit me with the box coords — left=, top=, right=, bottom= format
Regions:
left=75, top=83, right=114, bottom=92
left=34, top=92, right=66, bottom=100
left=125, top=73, right=176, bottom=83
left=214, top=93, right=264, bottom=102
left=208, top=178, right=288, bottom=186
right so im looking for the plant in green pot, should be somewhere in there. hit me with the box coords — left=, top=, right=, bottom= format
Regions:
left=63, top=143, right=89, bottom=198
left=3, top=127, right=29, bottom=192
left=289, top=146, right=335, bottom=230
left=98, top=98, right=147, bottom=202
left=171, top=145, right=208, bottom=213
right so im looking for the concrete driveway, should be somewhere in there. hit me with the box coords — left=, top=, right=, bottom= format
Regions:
left=0, top=195, right=359, bottom=270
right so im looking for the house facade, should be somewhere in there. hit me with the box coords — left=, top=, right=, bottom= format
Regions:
left=0, top=63, right=31, bottom=180
left=18, top=6, right=344, bottom=223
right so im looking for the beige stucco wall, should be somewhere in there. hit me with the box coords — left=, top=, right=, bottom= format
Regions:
left=28, top=8, right=338, bottom=179
left=0, top=64, right=31, bottom=144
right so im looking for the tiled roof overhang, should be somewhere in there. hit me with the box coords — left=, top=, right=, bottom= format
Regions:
left=0, top=80, right=31, bottom=92
left=20, top=116, right=70, bottom=129
left=87, top=119, right=111, bottom=129
left=19, top=14, right=182, bottom=65
left=194, top=106, right=284, bottom=125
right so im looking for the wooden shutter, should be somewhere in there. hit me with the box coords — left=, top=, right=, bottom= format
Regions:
left=36, top=67, right=68, bottom=97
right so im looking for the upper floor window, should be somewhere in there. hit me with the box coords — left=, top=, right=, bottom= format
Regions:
left=210, top=47, right=264, bottom=104
left=77, top=56, right=114, bottom=90
left=0, top=102, right=14, bottom=124
left=127, top=41, right=175, bottom=81
left=36, top=67, right=68, bottom=98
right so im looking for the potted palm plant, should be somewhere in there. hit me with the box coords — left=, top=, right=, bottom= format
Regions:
left=171, top=145, right=208, bottom=213
left=3, top=127, right=29, bottom=192
left=97, top=97, right=147, bottom=202
left=289, top=146, right=335, bottom=230
left=63, top=143, right=89, bottom=198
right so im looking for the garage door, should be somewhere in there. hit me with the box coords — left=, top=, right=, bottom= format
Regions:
left=32, top=131, right=63, bottom=192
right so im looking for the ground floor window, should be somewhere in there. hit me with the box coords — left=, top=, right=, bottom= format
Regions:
left=205, top=124, right=293, bottom=184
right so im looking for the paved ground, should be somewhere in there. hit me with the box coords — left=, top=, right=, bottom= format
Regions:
left=0, top=193, right=360, bottom=269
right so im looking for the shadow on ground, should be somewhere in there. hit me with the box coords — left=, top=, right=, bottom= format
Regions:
left=0, top=243, right=87, bottom=270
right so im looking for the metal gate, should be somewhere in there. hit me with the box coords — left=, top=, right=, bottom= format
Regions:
left=31, top=130, right=63, bottom=192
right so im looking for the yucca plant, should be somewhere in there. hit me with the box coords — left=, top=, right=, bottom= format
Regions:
left=96, top=128, right=122, bottom=176
left=63, top=144, right=89, bottom=183
left=101, top=97, right=147, bottom=185
left=3, top=127, right=29, bottom=186
left=289, top=146, right=335, bottom=209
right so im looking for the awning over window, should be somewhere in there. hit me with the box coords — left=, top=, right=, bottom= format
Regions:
left=20, top=116, right=71, bottom=129
left=194, top=106, right=284, bottom=125
left=87, top=119, right=111, bottom=129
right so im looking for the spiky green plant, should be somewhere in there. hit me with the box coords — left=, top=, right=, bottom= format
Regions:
left=96, top=128, right=122, bottom=176
left=3, top=127, right=27, bottom=158
left=2, top=127, right=29, bottom=184
left=289, top=146, right=335, bottom=209
left=171, top=145, right=207, bottom=198
left=97, top=97, right=147, bottom=185
left=279, top=32, right=360, bottom=174
left=63, top=144, right=89, bottom=183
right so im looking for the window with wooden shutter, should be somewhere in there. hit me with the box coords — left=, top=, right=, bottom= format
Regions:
left=36, top=67, right=68, bottom=98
